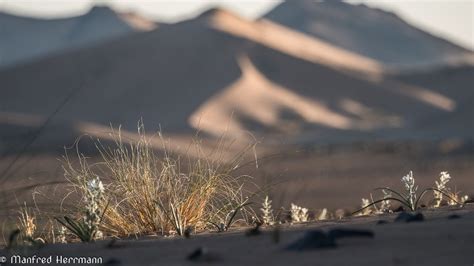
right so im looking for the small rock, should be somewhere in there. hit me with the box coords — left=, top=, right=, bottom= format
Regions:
left=394, top=212, right=424, bottom=223
left=393, top=206, right=405, bottom=213
left=328, top=228, right=374, bottom=240
left=245, top=222, right=262, bottom=237
left=447, top=214, right=461, bottom=219
left=105, top=239, right=127, bottom=249
left=286, top=230, right=336, bottom=251
left=285, top=228, right=374, bottom=251
left=103, top=258, right=121, bottom=266
left=187, top=247, right=219, bottom=262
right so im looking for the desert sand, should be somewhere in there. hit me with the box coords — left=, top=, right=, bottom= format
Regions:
left=2, top=206, right=473, bottom=266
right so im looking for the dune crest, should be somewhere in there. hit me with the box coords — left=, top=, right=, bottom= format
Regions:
left=206, top=8, right=383, bottom=77
left=190, top=55, right=405, bottom=138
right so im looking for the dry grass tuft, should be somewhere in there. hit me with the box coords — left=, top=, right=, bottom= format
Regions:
left=17, top=203, right=37, bottom=240
left=62, top=122, right=258, bottom=238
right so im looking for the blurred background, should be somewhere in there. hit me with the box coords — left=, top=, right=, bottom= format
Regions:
left=0, top=0, right=473, bottom=215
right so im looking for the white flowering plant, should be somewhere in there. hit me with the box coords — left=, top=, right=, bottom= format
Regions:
left=359, top=198, right=374, bottom=216
left=56, top=176, right=109, bottom=242
left=260, top=195, right=275, bottom=225
left=433, top=171, right=469, bottom=207
left=353, top=171, right=462, bottom=215
left=290, top=203, right=309, bottom=223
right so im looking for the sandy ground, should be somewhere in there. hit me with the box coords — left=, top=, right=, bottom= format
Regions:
left=1, top=205, right=473, bottom=266
left=2, top=141, right=474, bottom=211
left=0, top=143, right=473, bottom=265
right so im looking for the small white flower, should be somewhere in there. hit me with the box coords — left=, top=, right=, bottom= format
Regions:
left=317, top=208, right=328, bottom=220
left=300, top=208, right=308, bottom=222
left=360, top=198, right=372, bottom=216
left=439, top=171, right=451, bottom=185
left=379, top=190, right=392, bottom=213
left=362, top=198, right=370, bottom=207
left=290, top=203, right=309, bottom=223
left=87, top=177, right=105, bottom=195
left=434, top=171, right=451, bottom=207
left=260, top=195, right=274, bottom=225
left=84, top=176, right=105, bottom=240
left=56, top=226, right=67, bottom=244
left=401, top=171, right=417, bottom=210
left=401, top=171, right=415, bottom=191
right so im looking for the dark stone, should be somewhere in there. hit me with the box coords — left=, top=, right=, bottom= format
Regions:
left=245, top=222, right=262, bottom=237
left=103, top=258, right=121, bottom=266
left=394, top=212, right=424, bottom=223
left=105, top=239, right=127, bottom=249
left=447, top=214, right=461, bottom=219
left=187, top=247, right=219, bottom=262
left=187, top=247, right=204, bottom=261
left=285, top=228, right=374, bottom=251
left=393, top=206, right=405, bottom=212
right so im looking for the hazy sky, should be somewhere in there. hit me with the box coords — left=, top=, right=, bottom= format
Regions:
left=0, top=0, right=472, bottom=50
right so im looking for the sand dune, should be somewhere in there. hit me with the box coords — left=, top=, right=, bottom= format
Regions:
left=0, top=8, right=473, bottom=156
left=204, top=8, right=383, bottom=76
left=264, top=0, right=474, bottom=69
left=0, top=6, right=155, bottom=68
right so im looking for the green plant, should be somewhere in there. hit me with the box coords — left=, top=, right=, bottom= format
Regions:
left=353, top=171, right=461, bottom=215
left=207, top=201, right=253, bottom=232
left=433, top=171, right=469, bottom=207
left=55, top=216, right=96, bottom=243
left=55, top=176, right=108, bottom=242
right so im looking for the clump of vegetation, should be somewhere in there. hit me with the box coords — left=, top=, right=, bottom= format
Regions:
left=359, top=198, right=373, bottom=216
left=18, top=203, right=37, bottom=242
left=354, top=171, right=467, bottom=215
left=433, top=171, right=451, bottom=208
left=55, top=176, right=107, bottom=242
left=3, top=203, right=47, bottom=251
left=290, top=203, right=309, bottom=223
left=359, top=189, right=392, bottom=215
left=317, top=208, right=328, bottom=220
left=260, top=195, right=275, bottom=226
left=60, top=122, right=258, bottom=238
left=15, top=203, right=45, bottom=246
left=433, top=171, right=468, bottom=207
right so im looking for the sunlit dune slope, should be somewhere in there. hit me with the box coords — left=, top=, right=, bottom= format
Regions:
left=0, top=8, right=472, bottom=155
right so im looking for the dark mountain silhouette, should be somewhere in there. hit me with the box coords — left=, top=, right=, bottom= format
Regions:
left=263, top=0, right=473, bottom=69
